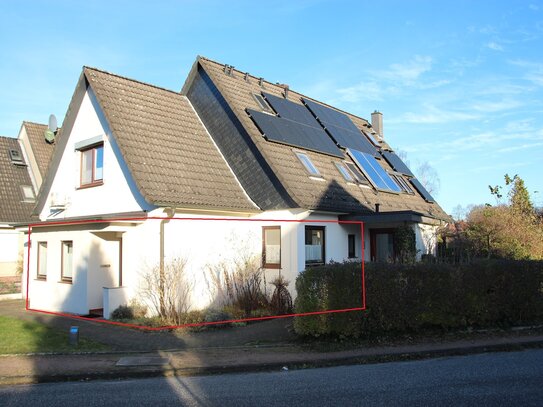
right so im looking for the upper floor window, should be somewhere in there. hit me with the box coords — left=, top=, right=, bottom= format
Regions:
left=80, top=144, right=103, bottom=187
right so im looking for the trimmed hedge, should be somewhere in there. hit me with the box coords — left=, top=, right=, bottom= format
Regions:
left=293, top=260, right=543, bottom=338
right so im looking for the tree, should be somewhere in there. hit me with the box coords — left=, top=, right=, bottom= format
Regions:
left=415, top=161, right=441, bottom=196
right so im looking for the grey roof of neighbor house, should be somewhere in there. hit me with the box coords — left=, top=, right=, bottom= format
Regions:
left=0, top=136, right=35, bottom=223
left=36, top=67, right=258, bottom=213
left=22, top=121, right=55, bottom=178
left=186, top=56, right=449, bottom=221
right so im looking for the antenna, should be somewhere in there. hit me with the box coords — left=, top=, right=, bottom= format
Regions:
left=48, top=114, right=58, bottom=132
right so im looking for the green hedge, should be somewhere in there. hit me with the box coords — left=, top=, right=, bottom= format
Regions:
left=293, top=260, right=543, bottom=338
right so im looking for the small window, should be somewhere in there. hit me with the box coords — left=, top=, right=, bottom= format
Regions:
left=305, top=226, right=325, bottom=266
left=262, top=226, right=281, bottom=268
left=21, top=185, right=35, bottom=202
left=295, top=152, right=321, bottom=176
left=345, top=162, right=369, bottom=185
left=37, top=242, right=47, bottom=279
left=61, top=241, right=73, bottom=282
left=348, top=234, right=356, bottom=258
left=335, top=162, right=355, bottom=182
left=364, top=131, right=380, bottom=146
left=80, top=144, right=103, bottom=187
left=9, top=149, right=25, bottom=165
left=253, top=93, right=273, bottom=113
left=393, top=174, right=414, bottom=194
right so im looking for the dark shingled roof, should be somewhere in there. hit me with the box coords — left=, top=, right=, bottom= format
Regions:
left=194, top=57, right=449, bottom=221
left=72, top=67, right=256, bottom=211
left=0, top=137, right=35, bottom=223
left=22, top=121, right=55, bottom=179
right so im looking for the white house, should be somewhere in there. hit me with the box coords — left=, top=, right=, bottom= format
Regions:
left=25, top=57, right=449, bottom=318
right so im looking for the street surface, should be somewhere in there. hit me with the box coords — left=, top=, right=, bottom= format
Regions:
left=1, top=349, right=542, bottom=406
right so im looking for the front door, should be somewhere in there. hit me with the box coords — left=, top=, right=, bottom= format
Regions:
left=370, top=229, right=395, bottom=262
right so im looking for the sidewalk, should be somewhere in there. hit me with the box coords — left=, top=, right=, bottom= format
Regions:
left=2, top=332, right=543, bottom=385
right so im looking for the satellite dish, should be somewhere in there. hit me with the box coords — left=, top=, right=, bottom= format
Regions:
left=48, top=114, right=58, bottom=132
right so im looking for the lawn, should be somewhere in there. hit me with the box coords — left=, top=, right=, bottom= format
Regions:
left=0, top=315, right=108, bottom=354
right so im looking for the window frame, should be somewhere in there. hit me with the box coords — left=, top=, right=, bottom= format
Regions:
left=37, top=241, right=47, bottom=280
left=348, top=234, right=356, bottom=259
left=295, top=151, right=321, bottom=177
left=345, top=162, right=370, bottom=185
left=305, top=225, right=326, bottom=266
left=262, top=226, right=281, bottom=269
left=79, top=143, right=104, bottom=188
left=335, top=162, right=355, bottom=183
left=61, top=241, right=73, bottom=283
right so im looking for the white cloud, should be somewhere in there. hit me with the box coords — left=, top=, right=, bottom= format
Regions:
left=398, top=104, right=480, bottom=124
left=372, top=55, right=433, bottom=84
left=486, top=41, right=504, bottom=51
left=470, top=99, right=522, bottom=113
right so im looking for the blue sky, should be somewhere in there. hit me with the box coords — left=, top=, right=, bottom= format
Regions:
left=1, top=0, right=542, bottom=214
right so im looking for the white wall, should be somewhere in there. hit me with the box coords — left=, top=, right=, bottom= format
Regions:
left=0, top=228, right=21, bottom=277
left=39, top=87, right=153, bottom=221
left=414, top=223, right=439, bottom=259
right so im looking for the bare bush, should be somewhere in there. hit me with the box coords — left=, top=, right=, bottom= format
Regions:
left=270, top=276, right=293, bottom=315
left=206, top=254, right=267, bottom=315
left=139, top=257, right=193, bottom=325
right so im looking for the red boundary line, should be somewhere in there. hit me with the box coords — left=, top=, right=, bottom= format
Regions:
left=25, top=216, right=366, bottom=331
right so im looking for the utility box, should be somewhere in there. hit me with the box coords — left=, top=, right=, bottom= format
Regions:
left=69, top=326, right=79, bottom=346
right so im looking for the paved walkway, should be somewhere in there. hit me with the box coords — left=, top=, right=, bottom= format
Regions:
left=2, top=299, right=543, bottom=385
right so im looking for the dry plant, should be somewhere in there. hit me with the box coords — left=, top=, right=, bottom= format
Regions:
left=139, top=257, right=193, bottom=325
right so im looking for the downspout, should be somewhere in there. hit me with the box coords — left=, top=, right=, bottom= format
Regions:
left=159, top=207, right=175, bottom=316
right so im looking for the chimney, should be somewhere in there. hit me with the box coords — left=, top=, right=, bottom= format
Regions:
left=258, top=77, right=264, bottom=87
left=244, top=72, right=249, bottom=82
left=371, top=110, right=383, bottom=139
left=278, top=84, right=289, bottom=99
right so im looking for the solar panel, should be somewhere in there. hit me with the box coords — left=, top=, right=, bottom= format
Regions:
left=381, top=151, right=414, bottom=176
left=347, top=149, right=402, bottom=192
left=247, top=109, right=343, bottom=157
left=324, top=123, right=377, bottom=155
left=410, top=178, right=435, bottom=202
left=302, top=98, right=378, bottom=156
left=303, top=98, right=361, bottom=133
left=262, top=93, right=320, bottom=128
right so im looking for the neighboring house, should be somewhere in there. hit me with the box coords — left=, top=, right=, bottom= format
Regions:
left=25, top=56, right=449, bottom=318
left=0, top=122, right=54, bottom=279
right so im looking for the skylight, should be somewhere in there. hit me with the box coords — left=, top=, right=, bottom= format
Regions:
left=335, top=162, right=355, bottom=182
left=347, top=148, right=401, bottom=193
left=9, top=149, right=25, bottom=165
left=21, top=185, right=35, bottom=202
left=295, top=152, right=320, bottom=176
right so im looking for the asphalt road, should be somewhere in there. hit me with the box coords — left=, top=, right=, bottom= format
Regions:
left=1, top=349, right=542, bottom=406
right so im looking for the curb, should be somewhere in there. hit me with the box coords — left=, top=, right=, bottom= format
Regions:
left=2, top=337, right=542, bottom=386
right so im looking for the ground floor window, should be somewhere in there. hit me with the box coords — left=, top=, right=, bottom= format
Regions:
left=370, top=229, right=395, bottom=262
left=348, top=234, right=356, bottom=258
left=305, top=226, right=325, bottom=266
left=37, top=242, right=47, bottom=279
left=61, top=241, right=73, bottom=282
left=262, top=226, right=281, bottom=268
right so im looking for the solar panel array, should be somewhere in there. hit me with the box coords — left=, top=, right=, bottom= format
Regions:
left=409, top=178, right=435, bottom=202
left=380, top=151, right=414, bottom=177
left=347, top=149, right=402, bottom=192
left=247, top=109, right=343, bottom=157
left=262, top=93, right=319, bottom=128
left=302, top=98, right=378, bottom=156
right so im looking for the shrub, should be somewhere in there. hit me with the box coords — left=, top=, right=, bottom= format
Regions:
left=110, top=303, right=148, bottom=321
left=294, top=260, right=543, bottom=338
left=270, top=276, right=293, bottom=315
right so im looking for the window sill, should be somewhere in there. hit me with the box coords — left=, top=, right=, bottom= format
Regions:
left=77, top=181, right=103, bottom=190
left=263, top=264, right=281, bottom=269
left=35, top=277, right=47, bottom=281
left=58, top=279, right=73, bottom=284
left=305, top=262, right=325, bottom=267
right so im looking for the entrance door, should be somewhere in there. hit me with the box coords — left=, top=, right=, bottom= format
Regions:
left=370, top=229, right=395, bottom=262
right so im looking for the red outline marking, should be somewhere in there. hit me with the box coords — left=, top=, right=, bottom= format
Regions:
left=25, top=216, right=366, bottom=330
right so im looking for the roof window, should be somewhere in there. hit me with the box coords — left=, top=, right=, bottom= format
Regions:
left=9, top=149, right=25, bottom=166
left=335, top=162, right=355, bottom=183
left=295, top=152, right=321, bottom=177
left=21, top=185, right=35, bottom=202
left=252, top=93, right=273, bottom=113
